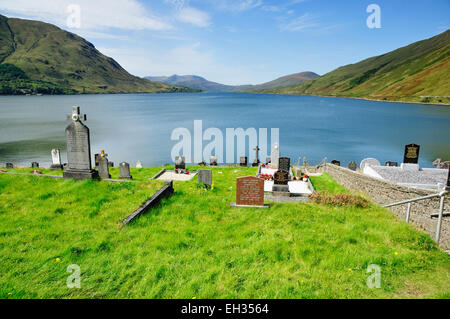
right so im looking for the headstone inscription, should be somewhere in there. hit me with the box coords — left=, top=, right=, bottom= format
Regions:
left=348, top=161, right=357, bottom=171
left=272, top=170, right=290, bottom=195
left=63, top=107, right=99, bottom=180
left=50, top=149, right=63, bottom=170
left=234, top=176, right=265, bottom=207
left=6, top=163, right=13, bottom=169
left=210, top=155, right=218, bottom=166
left=403, top=144, right=420, bottom=164
left=119, top=162, right=132, bottom=179
left=98, top=151, right=111, bottom=179
left=240, top=157, right=248, bottom=167
left=31, top=162, right=39, bottom=169
left=331, top=160, right=340, bottom=166
left=198, top=169, right=212, bottom=189
left=279, top=157, right=290, bottom=173
left=271, top=144, right=280, bottom=169
left=252, top=146, right=261, bottom=167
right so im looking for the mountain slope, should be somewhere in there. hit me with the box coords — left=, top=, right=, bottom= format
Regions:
left=0, top=15, right=195, bottom=94
left=239, top=72, right=319, bottom=91
left=146, top=75, right=238, bottom=92
left=258, top=30, right=450, bottom=104
left=146, top=71, right=319, bottom=92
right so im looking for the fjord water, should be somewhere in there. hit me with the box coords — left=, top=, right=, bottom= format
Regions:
left=0, top=93, right=449, bottom=168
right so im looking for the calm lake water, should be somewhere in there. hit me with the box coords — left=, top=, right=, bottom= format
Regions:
left=0, top=93, right=449, bottom=168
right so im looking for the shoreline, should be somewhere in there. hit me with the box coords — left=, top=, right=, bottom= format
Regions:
left=244, top=91, right=450, bottom=107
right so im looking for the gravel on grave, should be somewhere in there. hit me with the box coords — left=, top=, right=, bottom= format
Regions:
left=157, top=171, right=197, bottom=181
left=371, top=166, right=448, bottom=185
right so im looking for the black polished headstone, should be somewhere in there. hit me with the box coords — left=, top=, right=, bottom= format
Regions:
left=403, top=144, right=420, bottom=164
left=385, top=161, right=399, bottom=167
left=279, top=157, right=290, bottom=173
left=6, top=163, right=13, bottom=169
left=331, top=160, right=341, bottom=166
left=31, top=162, right=39, bottom=169
left=240, top=157, right=248, bottom=167
left=274, top=170, right=289, bottom=185
left=175, top=156, right=186, bottom=170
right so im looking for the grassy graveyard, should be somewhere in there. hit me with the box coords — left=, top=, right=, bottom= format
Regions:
left=0, top=166, right=449, bottom=299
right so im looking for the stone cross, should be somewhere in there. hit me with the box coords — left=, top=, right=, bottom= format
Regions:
left=67, top=106, right=87, bottom=122
left=253, top=146, right=261, bottom=167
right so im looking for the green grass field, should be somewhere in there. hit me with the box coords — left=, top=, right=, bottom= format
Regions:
left=0, top=167, right=449, bottom=299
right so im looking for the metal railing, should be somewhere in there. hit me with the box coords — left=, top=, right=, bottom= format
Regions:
left=383, top=189, right=448, bottom=244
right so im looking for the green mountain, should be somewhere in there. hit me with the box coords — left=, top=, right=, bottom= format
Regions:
left=239, top=72, right=319, bottom=92
left=0, top=15, right=195, bottom=95
left=254, top=30, right=450, bottom=105
left=146, top=71, right=319, bottom=93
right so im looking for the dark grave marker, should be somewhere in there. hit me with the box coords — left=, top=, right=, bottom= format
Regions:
left=175, top=156, right=186, bottom=170
left=240, top=156, right=248, bottom=167
left=63, top=107, right=98, bottom=180
left=272, top=170, right=290, bottom=196
left=266, top=157, right=271, bottom=164
left=252, top=146, right=261, bottom=167
left=348, top=161, right=357, bottom=171
left=403, top=144, right=420, bottom=164
left=119, top=162, right=132, bottom=179
left=385, top=161, right=399, bottom=167
left=447, top=169, right=450, bottom=190
left=210, top=155, right=218, bottom=166
left=279, top=157, right=290, bottom=173
left=6, top=163, right=13, bottom=169
left=31, top=162, right=39, bottom=169
left=331, top=160, right=341, bottom=166
left=198, top=169, right=212, bottom=189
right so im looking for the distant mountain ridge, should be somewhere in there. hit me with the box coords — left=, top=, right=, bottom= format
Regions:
left=254, top=30, right=450, bottom=105
left=145, top=72, right=319, bottom=92
left=0, top=15, right=195, bottom=95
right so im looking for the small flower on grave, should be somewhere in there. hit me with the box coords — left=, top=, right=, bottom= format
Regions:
left=8, top=292, right=12, bottom=295
left=56, top=258, right=61, bottom=262
left=394, top=252, right=399, bottom=256
left=348, top=268, right=352, bottom=272
left=186, top=170, right=190, bottom=174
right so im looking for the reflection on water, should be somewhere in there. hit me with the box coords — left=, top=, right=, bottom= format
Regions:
left=0, top=93, right=449, bottom=168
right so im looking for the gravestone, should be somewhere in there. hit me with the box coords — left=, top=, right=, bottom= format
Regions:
left=279, top=157, right=290, bottom=173
left=331, top=160, right=340, bottom=166
left=403, top=144, right=420, bottom=164
left=63, top=107, right=98, bottom=180
left=271, top=144, right=280, bottom=169
left=360, top=158, right=381, bottom=171
left=31, top=162, right=39, bottom=169
left=266, top=157, right=271, bottom=164
left=108, top=162, right=114, bottom=168
left=240, top=157, right=248, bottom=167
left=98, top=154, right=111, bottom=179
left=272, top=170, right=290, bottom=196
left=447, top=169, right=450, bottom=191
left=6, top=163, right=13, bottom=169
left=94, top=154, right=100, bottom=169
left=198, top=169, right=212, bottom=189
left=385, top=161, right=398, bottom=167
left=50, top=149, right=63, bottom=170
left=233, top=176, right=266, bottom=207
left=136, top=161, right=143, bottom=169
left=210, top=155, right=218, bottom=166
left=175, top=156, right=186, bottom=170
left=348, top=161, right=357, bottom=171
left=252, top=146, right=261, bottom=167
left=119, top=162, right=132, bottom=179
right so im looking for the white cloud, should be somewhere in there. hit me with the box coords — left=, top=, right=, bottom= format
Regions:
left=217, top=0, right=263, bottom=12
left=176, top=7, right=211, bottom=27
left=0, top=0, right=171, bottom=31
left=280, top=13, right=318, bottom=32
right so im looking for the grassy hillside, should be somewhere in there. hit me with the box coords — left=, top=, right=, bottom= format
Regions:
left=146, top=72, right=319, bottom=93
left=256, top=30, right=450, bottom=105
left=1, top=167, right=449, bottom=298
left=0, top=15, right=195, bottom=95
left=240, top=72, right=319, bottom=92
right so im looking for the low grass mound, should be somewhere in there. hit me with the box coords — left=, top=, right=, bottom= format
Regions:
left=0, top=167, right=449, bottom=299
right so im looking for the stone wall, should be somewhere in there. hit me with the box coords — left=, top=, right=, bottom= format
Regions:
left=313, top=163, right=449, bottom=250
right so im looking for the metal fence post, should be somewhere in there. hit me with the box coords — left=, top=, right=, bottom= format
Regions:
left=435, top=195, right=445, bottom=244
left=406, top=203, right=411, bottom=223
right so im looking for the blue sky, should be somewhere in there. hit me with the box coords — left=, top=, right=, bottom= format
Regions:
left=1, top=0, right=449, bottom=85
